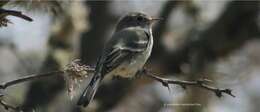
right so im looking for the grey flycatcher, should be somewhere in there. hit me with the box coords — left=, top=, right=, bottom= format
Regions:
left=77, top=12, right=161, bottom=107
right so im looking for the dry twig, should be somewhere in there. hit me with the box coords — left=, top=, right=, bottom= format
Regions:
left=0, top=59, right=92, bottom=111
left=141, top=69, right=235, bottom=98
left=0, top=59, right=234, bottom=111
left=0, top=71, right=62, bottom=111
left=0, top=71, right=62, bottom=90
left=0, top=8, right=33, bottom=27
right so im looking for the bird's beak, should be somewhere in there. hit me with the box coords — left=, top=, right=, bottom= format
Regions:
left=150, top=18, right=163, bottom=22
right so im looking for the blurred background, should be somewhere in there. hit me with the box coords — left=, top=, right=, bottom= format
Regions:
left=0, top=0, right=259, bottom=112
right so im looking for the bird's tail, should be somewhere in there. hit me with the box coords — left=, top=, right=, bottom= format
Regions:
left=77, top=74, right=101, bottom=107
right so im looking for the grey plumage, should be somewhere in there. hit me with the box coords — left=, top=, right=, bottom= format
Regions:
left=78, top=12, right=158, bottom=107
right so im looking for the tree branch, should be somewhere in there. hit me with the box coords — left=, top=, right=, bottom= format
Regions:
left=0, top=71, right=63, bottom=111
left=0, top=59, right=93, bottom=111
left=0, top=8, right=33, bottom=21
left=0, top=59, right=94, bottom=91
left=0, top=8, right=33, bottom=27
left=0, top=59, right=234, bottom=111
left=142, top=69, right=235, bottom=98
left=0, top=70, right=63, bottom=90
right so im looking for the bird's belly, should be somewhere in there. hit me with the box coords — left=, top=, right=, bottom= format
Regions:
left=110, top=52, right=150, bottom=78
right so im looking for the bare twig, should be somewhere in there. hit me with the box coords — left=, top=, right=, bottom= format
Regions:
left=0, top=70, right=61, bottom=111
left=0, top=59, right=93, bottom=111
left=0, top=71, right=59, bottom=112
left=0, top=59, right=94, bottom=91
left=0, top=71, right=63, bottom=112
left=0, top=8, right=33, bottom=21
left=0, top=58, right=234, bottom=111
left=0, top=8, right=33, bottom=27
left=142, top=69, right=235, bottom=98
left=0, top=70, right=63, bottom=90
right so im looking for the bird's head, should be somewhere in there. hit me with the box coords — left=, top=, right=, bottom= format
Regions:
left=116, top=12, right=161, bottom=31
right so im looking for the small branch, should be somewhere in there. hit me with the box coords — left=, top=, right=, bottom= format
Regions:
left=0, top=59, right=94, bottom=90
left=0, top=70, right=63, bottom=90
left=0, top=8, right=33, bottom=27
left=142, top=69, right=235, bottom=98
left=0, top=59, right=93, bottom=111
left=0, top=71, right=62, bottom=111
left=0, top=8, right=33, bottom=21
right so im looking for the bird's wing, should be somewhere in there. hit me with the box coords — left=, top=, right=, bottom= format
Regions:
left=99, top=28, right=150, bottom=76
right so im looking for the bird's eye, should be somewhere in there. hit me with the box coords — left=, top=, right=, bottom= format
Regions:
left=137, top=16, right=144, bottom=21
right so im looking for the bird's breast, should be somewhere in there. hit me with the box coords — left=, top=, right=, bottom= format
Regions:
left=111, top=35, right=153, bottom=78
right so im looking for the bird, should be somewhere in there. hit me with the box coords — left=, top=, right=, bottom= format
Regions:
left=77, top=12, right=161, bottom=107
